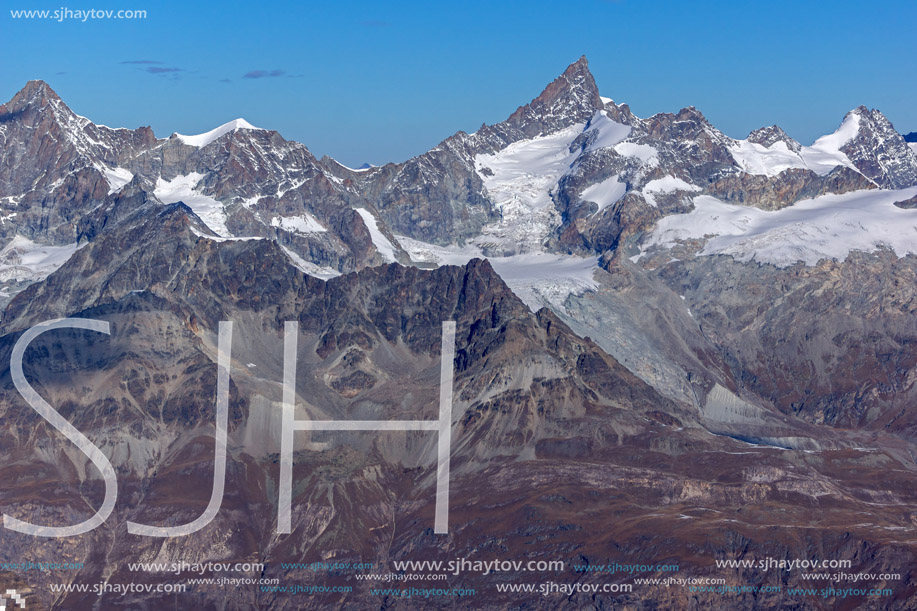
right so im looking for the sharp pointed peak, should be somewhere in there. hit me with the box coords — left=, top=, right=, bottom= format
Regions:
left=841, top=105, right=892, bottom=127
left=22, top=79, right=60, bottom=97
left=499, top=57, right=602, bottom=138
left=846, top=105, right=895, bottom=126
left=555, top=55, right=597, bottom=93
left=563, top=55, right=590, bottom=73
left=5, top=79, right=64, bottom=109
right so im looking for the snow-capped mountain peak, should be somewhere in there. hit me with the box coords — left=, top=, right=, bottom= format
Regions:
left=811, top=109, right=861, bottom=153
left=836, top=106, right=917, bottom=189
left=175, top=118, right=263, bottom=147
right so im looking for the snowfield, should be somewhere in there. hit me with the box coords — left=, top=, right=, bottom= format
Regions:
left=154, top=173, right=231, bottom=237
left=471, top=110, right=634, bottom=253
left=729, top=113, right=860, bottom=177
left=613, top=141, right=658, bottom=165
left=280, top=245, right=341, bottom=279
left=0, top=235, right=80, bottom=283
left=474, top=124, right=582, bottom=252
left=640, top=187, right=917, bottom=267
left=99, top=165, right=134, bottom=194
left=270, top=214, right=326, bottom=234
left=580, top=174, right=626, bottom=214
left=641, top=175, right=701, bottom=207
left=584, top=110, right=631, bottom=151
left=396, top=234, right=599, bottom=311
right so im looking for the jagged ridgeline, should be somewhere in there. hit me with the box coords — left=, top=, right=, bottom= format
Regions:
left=2, top=58, right=917, bottom=609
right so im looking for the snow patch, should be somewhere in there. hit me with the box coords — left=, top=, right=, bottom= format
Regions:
left=641, top=187, right=917, bottom=267
left=99, top=166, right=134, bottom=194
left=187, top=226, right=262, bottom=242
left=396, top=235, right=598, bottom=311
left=613, top=141, right=658, bottom=164
left=0, top=236, right=81, bottom=283
left=642, top=176, right=701, bottom=207
left=354, top=208, right=398, bottom=262
left=155, top=173, right=230, bottom=237
left=330, top=158, right=372, bottom=172
left=270, top=214, right=326, bottom=234
left=729, top=140, right=807, bottom=177
left=176, top=118, right=262, bottom=148
left=811, top=112, right=861, bottom=153
left=580, top=174, right=626, bottom=214
left=280, top=245, right=341, bottom=279
left=585, top=111, right=631, bottom=151
left=798, top=113, right=860, bottom=175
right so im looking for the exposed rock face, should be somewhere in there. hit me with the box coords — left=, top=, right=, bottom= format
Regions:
left=0, top=81, right=157, bottom=243
left=544, top=99, right=917, bottom=259
left=5, top=61, right=917, bottom=277
left=641, top=106, right=738, bottom=176
left=3, top=61, right=917, bottom=439
left=330, top=137, right=496, bottom=245
left=550, top=103, right=749, bottom=253
left=706, top=165, right=874, bottom=210
left=75, top=174, right=158, bottom=242
left=650, top=250, right=917, bottom=433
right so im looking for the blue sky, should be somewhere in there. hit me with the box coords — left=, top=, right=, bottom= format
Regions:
left=2, top=0, right=915, bottom=166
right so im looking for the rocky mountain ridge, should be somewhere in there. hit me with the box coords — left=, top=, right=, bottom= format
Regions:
left=5, top=57, right=916, bottom=266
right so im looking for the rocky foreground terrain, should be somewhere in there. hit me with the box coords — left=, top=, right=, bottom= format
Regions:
left=2, top=58, right=917, bottom=609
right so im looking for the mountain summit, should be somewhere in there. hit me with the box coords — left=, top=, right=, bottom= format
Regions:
left=501, top=55, right=603, bottom=139
left=6, top=79, right=63, bottom=109
left=174, top=118, right=263, bottom=147
left=838, top=105, right=917, bottom=188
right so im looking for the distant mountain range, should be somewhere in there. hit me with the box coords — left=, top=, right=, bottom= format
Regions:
left=2, top=58, right=917, bottom=609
